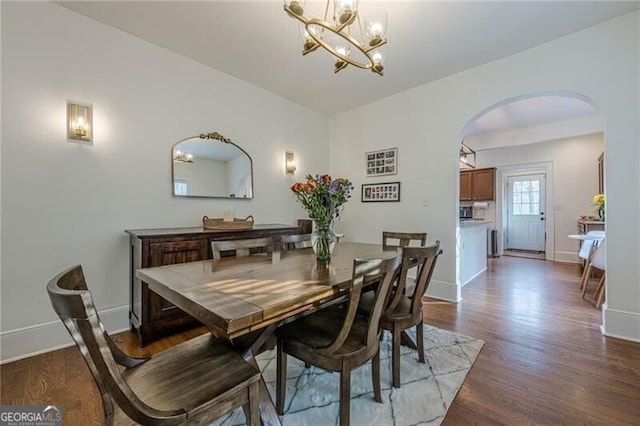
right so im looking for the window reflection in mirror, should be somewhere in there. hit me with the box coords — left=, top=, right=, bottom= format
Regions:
left=172, top=133, right=253, bottom=198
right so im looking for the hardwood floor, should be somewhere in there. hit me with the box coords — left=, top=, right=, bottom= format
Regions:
left=428, top=256, right=640, bottom=425
left=2, top=256, right=639, bottom=424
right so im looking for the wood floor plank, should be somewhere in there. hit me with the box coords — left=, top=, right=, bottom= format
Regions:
left=1, top=256, right=639, bottom=424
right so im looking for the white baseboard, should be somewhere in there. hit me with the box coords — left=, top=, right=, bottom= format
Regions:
left=554, top=251, right=580, bottom=264
left=461, top=267, right=487, bottom=287
left=601, top=305, right=640, bottom=342
left=425, top=279, right=460, bottom=302
left=0, top=305, right=130, bottom=365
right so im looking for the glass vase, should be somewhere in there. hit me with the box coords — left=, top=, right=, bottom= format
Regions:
left=598, top=206, right=605, bottom=222
left=311, top=222, right=337, bottom=261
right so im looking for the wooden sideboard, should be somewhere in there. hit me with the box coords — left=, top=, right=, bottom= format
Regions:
left=126, top=224, right=299, bottom=345
left=577, top=219, right=605, bottom=235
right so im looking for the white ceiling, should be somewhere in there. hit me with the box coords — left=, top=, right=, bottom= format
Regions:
left=466, top=96, right=601, bottom=135
left=58, top=1, right=638, bottom=117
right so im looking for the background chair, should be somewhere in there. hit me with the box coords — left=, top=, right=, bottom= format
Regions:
left=280, top=233, right=312, bottom=251
left=577, top=231, right=605, bottom=290
left=47, top=265, right=260, bottom=425
left=276, top=253, right=402, bottom=426
left=581, top=238, right=607, bottom=307
left=359, top=242, right=442, bottom=388
left=382, top=231, right=427, bottom=250
left=211, top=237, right=275, bottom=259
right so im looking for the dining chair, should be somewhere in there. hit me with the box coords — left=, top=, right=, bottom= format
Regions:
left=275, top=253, right=403, bottom=426
left=359, top=242, right=442, bottom=388
left=577, top=231, right=605, bottom=290
left=280, top=233, right=312, bottom=251
left=381, top=231, right=427, bottom=250
left=47, top=265, right=261, bottom=425
left=581, top=238, right=607, bottom=307
left=211, top=237, right=276, bottom=259
left=380, top=231, right=428, bottom=300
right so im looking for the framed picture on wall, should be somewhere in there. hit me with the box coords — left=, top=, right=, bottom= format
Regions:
left=365, top=147, right=397, bottom=177
left=361, top=182, right=401, bottom=202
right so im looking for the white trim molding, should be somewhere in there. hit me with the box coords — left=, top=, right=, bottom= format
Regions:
left=554, top=251, right=580, bottom=264
left=425, top=279, right=461, bottom=302
left=0, top=305, right=129, bottom=364
left=601, top=304, right=640, bottom=343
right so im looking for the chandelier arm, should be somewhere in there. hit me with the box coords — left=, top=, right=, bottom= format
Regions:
left=307, top=19, right=386, bottom=70
left=362, top=39, right=387, bottom=53
left=284, top=5, right=310, bottom=25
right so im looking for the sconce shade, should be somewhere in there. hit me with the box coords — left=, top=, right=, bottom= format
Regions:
left=67, top=101, right=93, bottom=142
left=285, top=151, right=297, bottom=175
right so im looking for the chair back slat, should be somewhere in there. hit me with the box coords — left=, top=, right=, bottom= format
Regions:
left=405, top=242, right=443, bottom=316
left=212, top=237, right=275, bottom=259
left=281, top=234, right=313, bottom=251
left=382, top=231, right=427, bottom=250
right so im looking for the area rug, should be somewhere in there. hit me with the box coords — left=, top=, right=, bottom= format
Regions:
left=216, top=325, right=484, bottom=426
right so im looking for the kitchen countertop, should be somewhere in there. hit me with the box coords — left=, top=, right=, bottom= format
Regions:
left=460, top=219, right=492, bottom=226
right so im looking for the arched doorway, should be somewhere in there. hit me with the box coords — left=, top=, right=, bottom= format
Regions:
left=458, top=92, right=604, bottom=280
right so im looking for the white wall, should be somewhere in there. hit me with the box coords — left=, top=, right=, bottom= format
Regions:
left=475, top=133, right=604, bottom=262
left=174, top=158, right=228, bottom=196
left=227, top=154, right=252, bottom=198
left=331, top=12, right=639, bottom=340
left=0, top=2, right=329, bottom=361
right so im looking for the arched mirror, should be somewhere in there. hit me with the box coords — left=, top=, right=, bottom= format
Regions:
left=172, top=132, right=253, bottom=198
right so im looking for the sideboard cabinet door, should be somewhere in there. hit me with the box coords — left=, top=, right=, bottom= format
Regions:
left=147, top=240, right=206, bottom=322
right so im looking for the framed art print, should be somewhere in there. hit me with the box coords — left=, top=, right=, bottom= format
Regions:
left=365, top=147, right=397, bottom=177
left=361, top=182, right=401, bottom=202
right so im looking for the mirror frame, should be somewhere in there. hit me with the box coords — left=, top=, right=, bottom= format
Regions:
left=171, top=131, right=254, bottom=199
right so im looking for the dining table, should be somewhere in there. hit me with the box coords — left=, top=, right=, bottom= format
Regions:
left=136, top=242, right=402, bottom=426
left=567, top=233, right=605, bottom=241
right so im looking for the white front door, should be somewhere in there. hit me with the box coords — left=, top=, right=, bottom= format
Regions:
left=506, top=174, right=546, bottom=251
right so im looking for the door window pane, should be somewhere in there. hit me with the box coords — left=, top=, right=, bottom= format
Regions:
left=512, top=179, right=541, bottom=215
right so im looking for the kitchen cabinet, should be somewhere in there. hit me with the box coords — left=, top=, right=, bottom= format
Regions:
left=460, top=167, right=496, bottom=201
left=126, top=224, right=299, bottom=345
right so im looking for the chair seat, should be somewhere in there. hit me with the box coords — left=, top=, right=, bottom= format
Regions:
left=277, top=306, right=370, bottom=361
left=115, top=334, right=259, bottom=424
left=359, top=291, right=415, bottom=326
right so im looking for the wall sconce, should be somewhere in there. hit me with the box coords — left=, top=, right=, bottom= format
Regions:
left=459, top=143, right=476, bottom=169
left=285, top=151, right=296, bottom=175
left=67, top=101, right=93, bottom=142
left=173, top=150, right=194, bottom=163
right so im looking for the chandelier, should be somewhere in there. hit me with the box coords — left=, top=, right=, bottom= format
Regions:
left=283, top=0, right=388, bottom=75
left=173, top=150, right=194, bottom=164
